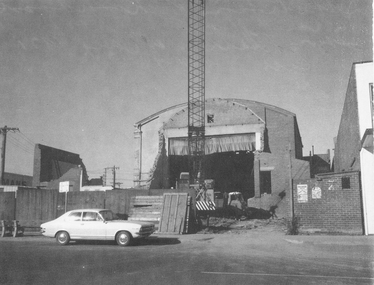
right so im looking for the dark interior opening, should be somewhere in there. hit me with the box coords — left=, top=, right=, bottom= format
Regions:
left=260, top=171, right=272, bottom=194
left=169, top=151, right=254, bottom=200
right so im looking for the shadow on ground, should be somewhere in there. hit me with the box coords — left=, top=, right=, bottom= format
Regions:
left=69, top=237, right=181, bottom=247
left=134, top=236, right=181, bottom=246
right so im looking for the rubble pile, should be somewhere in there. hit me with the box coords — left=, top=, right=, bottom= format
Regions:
left=196, top=217, right=287, bottom=234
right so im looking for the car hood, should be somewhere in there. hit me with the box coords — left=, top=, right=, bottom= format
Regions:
left=108, top=220, right=154, bottom=226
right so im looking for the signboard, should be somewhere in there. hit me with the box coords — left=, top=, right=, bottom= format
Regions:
left=59, top=181, right=70, bottom=193
left=312, top=186, right=322, bottom=199
left=297, top=184, right=308, bottom=203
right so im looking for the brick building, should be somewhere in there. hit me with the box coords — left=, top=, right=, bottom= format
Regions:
left=134, top=98, right=310, bottom=217
left=32, top=144, right=88, bottom=192
left=2, top=172, right=32, bottom=186
left=334, top=61, right=373, bottom=235
left=334, top=62, right=373, bottom=173
left=302, top=149, right=331, bottom=178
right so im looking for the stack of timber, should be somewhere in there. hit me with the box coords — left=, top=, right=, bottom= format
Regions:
left=128, top=196, right=163, bottom=230
left=158, top=193, right=190, bottom=235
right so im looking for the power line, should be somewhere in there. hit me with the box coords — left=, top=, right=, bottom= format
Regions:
left=103, top=166, right=120, bottom=189
left=18, top=132, right=36, bottom=146
left=7, top=134, right=34, bottom=154
left=86, top=170, right=105, bottom=175
left=7, top=139, right=33, bottom=155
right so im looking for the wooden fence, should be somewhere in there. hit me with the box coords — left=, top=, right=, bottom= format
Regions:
left=158, top=193, right=189, bottom=234
left=0, top=192, right=16, bottom=220
left=0, top=186, right=195, bottom=232
left=0, top=188, right=182, bottom=229
left=16, top=189, right=59, bottom=228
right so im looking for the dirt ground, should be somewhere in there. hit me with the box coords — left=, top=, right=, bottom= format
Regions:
left=196, top=216, right=288, bottom=235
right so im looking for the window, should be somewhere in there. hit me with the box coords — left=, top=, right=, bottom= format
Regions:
left=99, top=210, right=114, bottom=221
left=260, top=171, right=272, bottom=194
left=66, top=212, right=82, bottom=221
left=342, top=177, right=350, bottom=189
left=83, top=212, right=100, bottom=221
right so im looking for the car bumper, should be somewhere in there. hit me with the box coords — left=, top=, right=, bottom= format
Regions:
left=134, top=226, right=155, bottom=238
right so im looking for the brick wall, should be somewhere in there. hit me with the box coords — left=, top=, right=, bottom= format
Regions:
left=293, top=171, right=363, bottom=234
left=32, top=144, right=88, bottom=190
left=334, top=66, right=361, bottom=172
left=252, top=108, right=309, bottom=218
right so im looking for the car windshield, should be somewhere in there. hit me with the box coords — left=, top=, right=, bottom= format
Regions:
left=99, top=210, right=115, bottom=221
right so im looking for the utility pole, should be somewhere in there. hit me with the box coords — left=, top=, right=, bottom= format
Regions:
left=0, top=126, right=19, bottom=185
left=112, top=165, right=119, bottom=189
left=104, top=166, right=119, bottom=189
left=288, top=143, right=294, bottom=220
left=104, top=167, right=110, bottom=186
left=0, top=126, right=19, bottom=184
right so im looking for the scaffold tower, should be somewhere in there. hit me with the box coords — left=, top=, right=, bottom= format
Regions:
left=188, top=0, right=205, bottom=185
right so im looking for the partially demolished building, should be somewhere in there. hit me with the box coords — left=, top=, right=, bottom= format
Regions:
left=134, top=98, right=310, bottom=217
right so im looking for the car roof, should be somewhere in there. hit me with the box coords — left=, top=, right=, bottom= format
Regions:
left=67, top=209, right=109, bottom=212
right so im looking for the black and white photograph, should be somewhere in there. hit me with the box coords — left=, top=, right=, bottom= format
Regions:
left=0, top=0, right=373, bottom=284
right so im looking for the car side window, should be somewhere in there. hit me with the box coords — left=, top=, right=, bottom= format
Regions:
left=66, top=212, right=82, bottom=222
left=82, top=212, right=100, bottom=221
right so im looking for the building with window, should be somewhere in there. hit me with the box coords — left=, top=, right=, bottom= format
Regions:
left=134, top=98, right=310, bottom=217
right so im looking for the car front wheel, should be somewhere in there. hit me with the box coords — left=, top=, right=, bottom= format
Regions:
left=56, top=231, right=70, bottom=245
left=116, top=231, right=132, bottom=246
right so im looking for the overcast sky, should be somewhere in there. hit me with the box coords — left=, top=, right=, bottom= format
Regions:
left=0, top=0, right=372, bottom=187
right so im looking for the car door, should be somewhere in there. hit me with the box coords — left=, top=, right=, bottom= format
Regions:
left=64, top=211, right=84, bottom=239
left=81, top=211, right=107, bottom=240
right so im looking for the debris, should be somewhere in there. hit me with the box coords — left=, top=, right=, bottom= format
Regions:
left=196, top=217, right=287, bottom=234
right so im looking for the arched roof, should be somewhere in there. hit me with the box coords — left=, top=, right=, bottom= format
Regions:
left=135, top=98, right=296, bottom=127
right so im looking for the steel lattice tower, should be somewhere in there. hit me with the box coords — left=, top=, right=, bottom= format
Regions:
left=188, top=0, right=205, bottom=184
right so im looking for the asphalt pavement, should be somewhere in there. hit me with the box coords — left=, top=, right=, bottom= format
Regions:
left=1, top=228, right=373, bottom=285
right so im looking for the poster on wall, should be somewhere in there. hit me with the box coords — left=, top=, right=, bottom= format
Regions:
left=297, top=184, right=308, bottom=203
left=312, top=186, right=322, bottom=199
left=327, top=179, right=337, bottom=190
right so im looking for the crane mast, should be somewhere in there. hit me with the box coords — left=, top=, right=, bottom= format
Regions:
left=188, top=0, right=205, bottom=185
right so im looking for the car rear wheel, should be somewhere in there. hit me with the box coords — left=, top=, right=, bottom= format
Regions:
left=116, top=231, right=132, bottom=246
left=56, top=231, right=70, bottom=245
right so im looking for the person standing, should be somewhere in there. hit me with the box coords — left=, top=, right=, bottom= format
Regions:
left=223, top=191, right=228, bottom=208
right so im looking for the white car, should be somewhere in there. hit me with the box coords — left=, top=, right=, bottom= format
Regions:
left=40, top=209, right=155, bottom=246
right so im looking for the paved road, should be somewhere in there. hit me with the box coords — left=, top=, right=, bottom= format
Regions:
left=0, top=232, right=373, bottom=285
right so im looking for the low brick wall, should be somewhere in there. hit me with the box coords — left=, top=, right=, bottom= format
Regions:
left=293, top=171, right=363, bottom=235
